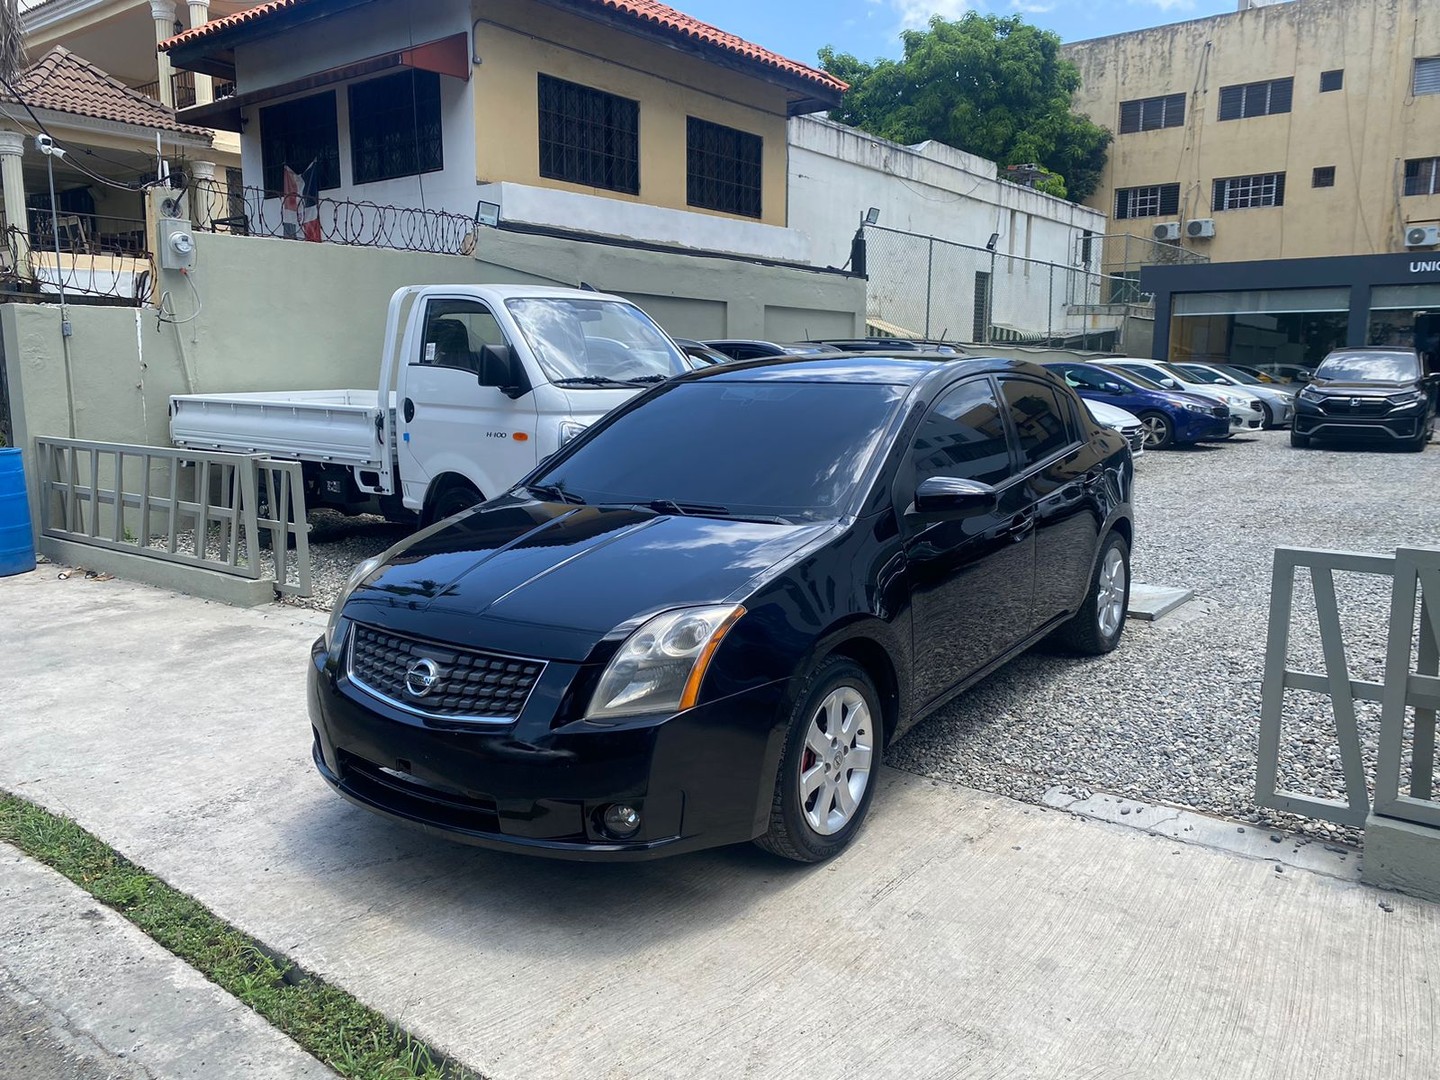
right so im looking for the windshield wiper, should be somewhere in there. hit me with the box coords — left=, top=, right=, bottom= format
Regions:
left=551, top=376, right=649, bottom=389
left=641, top=499, right=789, bottom=525
left=526, top=482, right=586, bottom=505
left=626, top=374, right=672, bottom=384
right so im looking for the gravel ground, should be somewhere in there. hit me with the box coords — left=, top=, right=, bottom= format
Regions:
left=285, top=429, right=1440, bottom=842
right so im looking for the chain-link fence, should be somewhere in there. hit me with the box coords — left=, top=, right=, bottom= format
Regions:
left=861, top=225, right=1203, bottom=351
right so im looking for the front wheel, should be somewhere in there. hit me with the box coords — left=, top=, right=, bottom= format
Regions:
left=1258, top=401, right=1275, bottom=428
left=756, top=657, right=880, bottom=863
left=1055, top=532, right=1129, bottom=655
left=422, top=479, right=483, bottom=527
left=1137, top=411, right=1174, bottom=450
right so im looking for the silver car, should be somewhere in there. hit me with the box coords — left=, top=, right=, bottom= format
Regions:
left=1169, top=362, right=1296, bottom=429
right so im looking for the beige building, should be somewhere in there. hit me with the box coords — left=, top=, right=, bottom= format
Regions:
left=1065, top=0, right=1440, bottom=264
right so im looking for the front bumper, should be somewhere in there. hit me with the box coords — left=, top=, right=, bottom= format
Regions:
left=308, top=635, right=789, bottom=860
left=1174, top=410, right=1231, bottom=443
left=1292, top=399, right=1428, bottom=440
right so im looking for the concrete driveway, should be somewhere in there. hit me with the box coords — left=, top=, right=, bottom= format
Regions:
left=2, top=569, right=1436, bottom=1079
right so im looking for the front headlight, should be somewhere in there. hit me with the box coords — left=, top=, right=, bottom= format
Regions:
left=1299, top=386, right=1323, bottom=402
left=558, top=420, right=588, bottom=445
left=324, top=554, right=384, bottom=652
left=1181, top=401, right=1211, bottom=414
left=585, top=604, right=746, bottom=720
left=1390, top=390, right=1426, bottom=407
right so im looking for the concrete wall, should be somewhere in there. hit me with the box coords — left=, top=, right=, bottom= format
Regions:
left=1065, top=0, right=1440, bottom=262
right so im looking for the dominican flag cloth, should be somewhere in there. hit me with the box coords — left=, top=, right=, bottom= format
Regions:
left=281, top=162, right=321, bottom=242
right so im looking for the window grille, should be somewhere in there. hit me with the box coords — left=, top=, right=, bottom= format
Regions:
left=259, top=92, right=340, bottom=194
left=1404, top=158, right=1440, bottom=197
left=1114, top=183, right=1180, bottom=220
left=1319, top=69, right=1343, bottom=93
left=686, top=117, right=763, bottom=218
left=1415, top=58, right=1440, bottom=96
left=1312, top=166, right=1336, bottom=188
left=1118, top=93, right=1186, bottom=134
left=349, top=70, right=443, bottom=185
left=1213, top=173, right=1287, bottom=211
left=537, top=74, right=639, bottom=195
left=1217, top=78, right=1293, bottom=120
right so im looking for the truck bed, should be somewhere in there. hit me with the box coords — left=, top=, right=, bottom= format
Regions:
left=170, top=389, right=394, bottom=469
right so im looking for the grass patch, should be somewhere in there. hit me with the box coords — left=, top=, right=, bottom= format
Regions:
left=0, top=793, right=479, bottom=1080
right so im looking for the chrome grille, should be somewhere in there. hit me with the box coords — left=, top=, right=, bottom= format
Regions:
left=347, top=624, right=544, bottom=723
left=1122, top=425, right=1145, bottom=452
left=1210, top=406, right=1228, bottom=419
left=1319, top=397, right=1388, bottom=417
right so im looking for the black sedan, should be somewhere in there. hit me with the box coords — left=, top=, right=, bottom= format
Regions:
left=310, top=356, right=1135, bottom=862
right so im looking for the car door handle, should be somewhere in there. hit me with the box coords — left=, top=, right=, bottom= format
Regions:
left=1004, top=511, right=1035, bottom=540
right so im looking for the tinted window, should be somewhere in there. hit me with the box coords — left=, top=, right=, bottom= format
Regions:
left=1315, top=353, right=1421, bottom=382
left=1173, top=364, right=1229, bottom=384
left=1098, top=365, right=1165, bottom=392
left=1054, top=365, right=1121, bottom=393
left=533, top=381, right=904, bottom=520
left=349, top=70, right=443, bottom=185
left=259, top=92, right=340, bottom=194
left=1001, top=379, right=1073, bottom=467
left=912, top=379, right=1012, bottom=488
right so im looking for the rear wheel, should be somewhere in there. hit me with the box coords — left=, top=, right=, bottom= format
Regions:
left=422, top=478, right=483, bottom=526
left=1137, top=411, right=1174, bottom=450
left=1055, top=532, right=1129, bottom=656
left=756, top=657, right=880, bottom=863
left=1290, top=429, right=1311, bottom=449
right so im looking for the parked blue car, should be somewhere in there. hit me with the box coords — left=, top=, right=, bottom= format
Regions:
left=1044, top=362, right=1230, bottom=449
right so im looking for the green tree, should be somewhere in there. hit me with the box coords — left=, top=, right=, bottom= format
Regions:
left=820, top=13, right=1110, bottom=203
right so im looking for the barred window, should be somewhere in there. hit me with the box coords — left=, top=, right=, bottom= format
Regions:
left=1118, top=93, right=1186, bottom=134
left=1319, top=69, right=1343, bottom=93
left=537, top=74, right=639, bottom=194
left=1312, top=166, right=1336, bottom=188
left=1217, top=78, right=1293, bottom=120
left=1114, top=183, right=1180, bottom=220
left=259, top=92, right=340, bottom=195
left=1405, top=158, right=1440, bottom=197
left=686, top=117, right=763, bottom=218
left=1213, top=172, right=1287, bottom=211
left=349, top=70, right=443, bottom=185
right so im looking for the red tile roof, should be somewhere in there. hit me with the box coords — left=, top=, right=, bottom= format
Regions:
left=4, top=47, right=214, bottom=138
left=161, top=0, right=847, bottom=95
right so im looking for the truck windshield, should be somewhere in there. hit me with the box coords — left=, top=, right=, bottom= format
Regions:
left=507, top=298, right=688, bottom=386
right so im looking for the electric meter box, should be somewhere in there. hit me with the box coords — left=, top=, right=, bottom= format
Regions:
left=157, top=218, right=197, bottom=271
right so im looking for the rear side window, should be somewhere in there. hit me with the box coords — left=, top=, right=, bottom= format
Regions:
left=1000, top=378, right=1074, bottom=467
left=1056, top=365, right=1117, bottom=393
left=911, top=378, right=1012, bottom=487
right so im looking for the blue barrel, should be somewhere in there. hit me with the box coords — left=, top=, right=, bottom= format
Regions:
left=0, top=448, right=37, bottom=577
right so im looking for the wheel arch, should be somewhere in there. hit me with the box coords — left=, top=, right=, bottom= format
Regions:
left=818, top=631, right=903, bottom=748
left=420, top=472, right=484, bottom=526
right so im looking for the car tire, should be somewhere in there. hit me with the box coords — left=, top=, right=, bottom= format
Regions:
left=1290, top=430, right=1311, bottom=449
left=756, top=656, right=881, bottom=863
left=1137, top=411, right=1174, bottom=450
left=1258, top=402, right=1275, bottom=428
left=423, top=479, right=483, bottom=526
left=1055, top=532, right=1129, bottom=656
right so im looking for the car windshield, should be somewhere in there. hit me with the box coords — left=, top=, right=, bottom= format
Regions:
left=1097, top=365, right=1164, bottom=392
left=1173, top=364, right=1229, bottom=385
left=1314, top=353, right=1421, bottom=383
left=506, top=298, right=688, bottom=386
left=528, top=380, right=906, bottom=521
left=1216, top=366, right=1262, bottom=385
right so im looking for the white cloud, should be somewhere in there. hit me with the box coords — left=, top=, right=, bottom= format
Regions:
left=874, top=0, right=984, bottom=32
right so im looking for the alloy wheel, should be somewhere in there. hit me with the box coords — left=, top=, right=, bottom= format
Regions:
left=1140, top=416, right=1169, bottom=448
left=1097, top=545, right=1127, bottom=639
left=799, top=686, right=875, bottom=835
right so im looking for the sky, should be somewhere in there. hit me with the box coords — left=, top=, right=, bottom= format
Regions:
left=673, top=0, right=1244, bottom=67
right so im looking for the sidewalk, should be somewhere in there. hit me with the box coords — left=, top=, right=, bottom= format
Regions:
left=2, top=568, right=1437, bottom=1080
left=0, top=844, right=338, bottom=1080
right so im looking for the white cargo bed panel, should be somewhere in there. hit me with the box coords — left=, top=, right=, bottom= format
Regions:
left=170, top=389, right=393, bottom=469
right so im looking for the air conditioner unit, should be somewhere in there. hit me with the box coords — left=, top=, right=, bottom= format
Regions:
left=1186, top=218, right=1217, bottom=239
left=1152, top=222, right=1181, bottom=241
left=1404, top=225, right=1440, bottom=248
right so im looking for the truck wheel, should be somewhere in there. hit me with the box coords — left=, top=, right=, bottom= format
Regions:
left=423, top=479, right=483, bottom=526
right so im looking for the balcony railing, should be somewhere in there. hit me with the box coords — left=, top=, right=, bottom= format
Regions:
left=134, top=71, right=237, bottom=110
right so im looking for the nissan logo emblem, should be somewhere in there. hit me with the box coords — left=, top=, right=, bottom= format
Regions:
left=404, top=658, right=441, bottom=698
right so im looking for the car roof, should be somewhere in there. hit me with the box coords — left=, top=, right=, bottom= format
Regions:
left=686, top=352, right=1057, bottom=388
left=1323, top=346, right=1419, bottom=358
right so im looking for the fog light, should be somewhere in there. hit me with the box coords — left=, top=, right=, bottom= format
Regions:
left=602, top=804, right=641, bottom=839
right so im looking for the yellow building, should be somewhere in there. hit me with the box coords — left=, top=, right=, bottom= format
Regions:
left=1065, top=0, right=1440, bottom=369
left=1065, top=0, right=1440, bottom=263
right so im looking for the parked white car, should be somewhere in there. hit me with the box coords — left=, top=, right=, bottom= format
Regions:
left=1084, top=399, right=1146, bottom=457
left=1106, top=359, right=1264, bottom=433
left=1166, top=361, right=1296, bottom=429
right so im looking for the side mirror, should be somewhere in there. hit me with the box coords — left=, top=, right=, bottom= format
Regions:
left=1102, top=382, right=1124, bottom=394
left=1160, top=378, right=1178, bottom=389
left=911, top=476, right=997, bottom=516
left=479, top=344, right=530, bottom=399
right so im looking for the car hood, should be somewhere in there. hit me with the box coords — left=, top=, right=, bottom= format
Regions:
left=342, top=499, right=831, bottom=661
left=1308, top=380, right=1413, bottom=395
